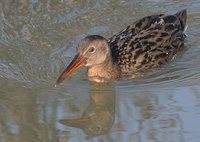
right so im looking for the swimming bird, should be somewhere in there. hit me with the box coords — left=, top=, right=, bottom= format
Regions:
left=55, top=9, right=187, bottom=85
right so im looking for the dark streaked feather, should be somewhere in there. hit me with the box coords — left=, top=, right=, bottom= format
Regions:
left=109, top=9, right=187, bottom=76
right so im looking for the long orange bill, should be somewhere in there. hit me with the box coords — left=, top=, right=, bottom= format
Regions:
left=59, top=117, right=91, bottom=129
left=55, top=54, right=86, bottom=87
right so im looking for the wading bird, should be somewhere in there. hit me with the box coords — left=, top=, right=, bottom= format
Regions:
left=55, top=9, right=187, bottom=85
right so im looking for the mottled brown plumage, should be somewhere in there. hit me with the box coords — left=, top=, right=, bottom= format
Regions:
left=55, top=9, right=187, bottom=84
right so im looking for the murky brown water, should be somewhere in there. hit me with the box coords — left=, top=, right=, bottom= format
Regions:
left=1, top=0, right=200, bottom=142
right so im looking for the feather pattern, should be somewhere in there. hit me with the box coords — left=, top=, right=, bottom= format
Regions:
left=109, top=9, right=187, bottom=78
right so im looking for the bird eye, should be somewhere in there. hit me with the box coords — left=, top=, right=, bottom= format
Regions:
left=95, top=126, right=102, bottom=132
left=88, top=46, right=95, bottom=53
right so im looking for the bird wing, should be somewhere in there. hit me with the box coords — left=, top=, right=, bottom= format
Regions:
left=109, top=9, right=187, bottom=75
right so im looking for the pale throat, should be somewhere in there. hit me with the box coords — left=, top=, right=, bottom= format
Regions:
left=87, top=57, right=120, bottom=82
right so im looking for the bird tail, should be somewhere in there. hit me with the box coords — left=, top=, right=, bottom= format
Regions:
left=175, top=9, right=187, bottom=32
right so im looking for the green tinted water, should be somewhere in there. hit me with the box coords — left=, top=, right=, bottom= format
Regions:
left=0, top=0, right=200, bottom=142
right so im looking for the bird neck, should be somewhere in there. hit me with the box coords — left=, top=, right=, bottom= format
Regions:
left=87, top=54, right=120, bottom=82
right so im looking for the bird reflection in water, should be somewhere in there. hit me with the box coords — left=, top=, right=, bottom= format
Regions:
left=59, top=83, right=115, bottom=136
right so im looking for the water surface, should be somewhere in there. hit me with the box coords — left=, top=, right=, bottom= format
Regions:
left=0, top=0, right=200, bottom=142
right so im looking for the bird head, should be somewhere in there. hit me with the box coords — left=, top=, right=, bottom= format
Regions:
left=55, top=35, right=110, bottom=86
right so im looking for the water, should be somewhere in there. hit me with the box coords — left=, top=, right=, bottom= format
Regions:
left=0, top=0, right=200, bottom=142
